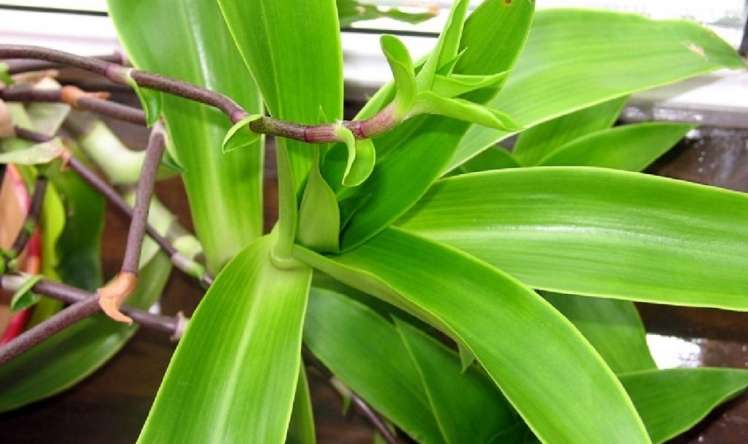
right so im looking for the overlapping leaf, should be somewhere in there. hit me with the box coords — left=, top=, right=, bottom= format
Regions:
left=138, top=235, right=311, bottom=443
left=296, top=228, right=650, bottom=443
left=400, top=167, right=748, bottom=310
left=108, top=0, right=264, bottom=272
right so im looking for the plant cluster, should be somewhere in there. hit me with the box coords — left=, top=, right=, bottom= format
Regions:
left=0, top=1, right=747, bottom=443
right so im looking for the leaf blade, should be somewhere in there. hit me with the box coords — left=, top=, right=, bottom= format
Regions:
left=400, top=167, right=748, bottom=310
left=138, top=235, right=312, bottom=444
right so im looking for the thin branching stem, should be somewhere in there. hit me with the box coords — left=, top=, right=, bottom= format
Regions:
left=0, top=45, right=399, bottom=141
left=0, top=274, right=184, bottom=337
left=3, top=51, right=127, bottom=75
left=122, top=123, right=166, bottom=274
left=9, top=175, right=47, bottom=258
left=0, top=85, right=146, bottom=125
left=10, top=126, right=213, bottom=288
left=0, top=297, right=100, bottom=366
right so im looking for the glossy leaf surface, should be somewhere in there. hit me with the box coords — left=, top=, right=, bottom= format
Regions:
left=287, top=367, right=316, bottom=444
left=138, top=235, right=311, bottom=443
left=401, top=167, right=748, bottom=309
left=108, top=0, right=264, bottom=272
left=538, top=122, right=693, bottom=171
left=622, top=368, right=748, bottom=443
left=449, top=9, right=744, bottom=170
left=296, top=228, right=649, bottom=443
left=512, top=97, right=627, bottom=166
left=544, top=292, right=655, bottom=373
left=305, top=287, right=521, bottom=444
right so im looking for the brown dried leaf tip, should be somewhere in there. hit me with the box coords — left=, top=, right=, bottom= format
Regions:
left=97, top=271, right=138, bottom=324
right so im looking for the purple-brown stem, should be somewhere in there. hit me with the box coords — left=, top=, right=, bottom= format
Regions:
left=122, top=123, right=166, bottom=275
left=0, top=297, right=100, bottom=366
left=99, top=122, right=165, bottom=323
left=10, top=126, right=213, bottom=288
left=3, top=51, right=128, bottom=75
left=1, top=85, right=146, bottom=125
left=9, top=175, right=47, bottom=258
left=351, top=394, right=400, bottom=444
left=0, top=45, right=400, bottom=142
left=0, top=274, right=185, bottom=366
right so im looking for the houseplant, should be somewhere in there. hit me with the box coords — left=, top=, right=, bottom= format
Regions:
left=1, top=0, right=748, bottom=442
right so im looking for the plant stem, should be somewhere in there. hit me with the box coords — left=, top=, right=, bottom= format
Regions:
left=0, top=45, right=399, bottom=141
left=10, top=126, right=213, bottom=287
left=9, top=175, right=47, bottom=258
left=0, top=85, right=146, bottom=125
left=0, top=297, right=100, bottom=366
left=3, top=51, right=127, bottom=75
left=350, top=394, right=400, bottom=444
left=122, top=123, right=165, bottom=274
left=0, top=274, right=184, bottom=337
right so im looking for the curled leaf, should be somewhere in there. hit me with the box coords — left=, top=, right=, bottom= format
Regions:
left=123, top=69, right=162, bottom=127
left=298, top=158, right=340, bottom=253
left=380, top=35, right=416, bottom=118
left=433, top=72, right=509, bottom=98
left=414, top=91, right=519, bottom=131
left=222, top=114, right=263, bottom=153
left=416, top=0, right=470, bottom=89
left=0, top=138, right=65, bottom=165
left=336, top=126, right=376, bottom=187
left=10, top=274, right=43, bottom=312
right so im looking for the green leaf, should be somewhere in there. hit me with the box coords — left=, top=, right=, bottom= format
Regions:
left=47, top=154, right=105, bottom=291
left=413, top=91, right=519, bottom=131
left=417, top=0, right=470, bottom=89
left=287, top=367, right=316, bottom=444
left=218, top=0, right=343, bottom=194
left=108, top=0, right=265, bottom=272
left=450, top=9, right=744, bottom=170
left=305, top=287, right=521, bottom=444
left=336, top=126, right=376, bottom=188
left=0, top=62, right=11, bottom=85
left=28, top=181, right=66, bottom=325
left=298, top=161, right=340, bottom=253
left=10, top=274, right=43, bottom=312
left=458, top=146, right=518, bottom=173
left=380, top=35, right=416, bottom=117
left=0, top=251, right=172, bottom=412
left=400, top=167, right=748, bottom=310
left=296, top=229, right=650, bottom=443
left=335, top=0, right=534, bottom=249
left=138, top=235, right=312, bottom=443
left=222, top=114, right=262, bottom=153
left=124, top=71, right=163, bottom=127
left=543, top=293, right=655, bottom=373
left=537, top=122, right=694, bottom=171
left=512, top=97, right=627, bottom=166
left=621, top=368, right=748, bottom=443
left=0, top=139, right=63, bottom=165
left=432, top=72, right=509, bottom=99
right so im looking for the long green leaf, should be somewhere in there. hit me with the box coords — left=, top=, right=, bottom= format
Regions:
left=621, top=368, right=748, bottom=443
left=537, top=122, right=694, bottom=171
left=108, top=0, right=264, bottom=272
left=450, top=9, right=744, bottom=170
left=138, top=235, right=311, bottom=443
left=0, top=252, right=172, bottom=412
left=543, top=293, right=655, bottom=373
left=296, top=228, right=650, bottom=443
left=218, top=0, right=343, bottom=193
left=512, top=97, right=627, bottom=166
left=305, top=287, right=521, bottom=444
left=287, top=367, right=316, bottom=444
left=336, top=0, right=534, bottom=249
left=400, top=167, right=748, bottom=310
